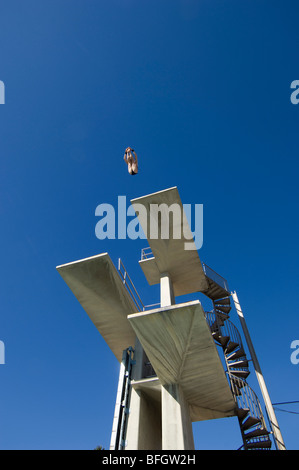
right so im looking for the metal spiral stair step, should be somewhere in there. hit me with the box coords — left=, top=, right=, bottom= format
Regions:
left=225, top=341, right=239, bottom=354
left=215, top=306, right=231, bottom=315
left=205, top=285, right=229, bottom=301
left=246, top=439, right=272, bottom=450
left=212, top=332, right=230, bottom=348
left=210, top=322, right=219, bottom=333
left=215, top=312, right=229, bottom=324
left=205, top=285, right=222, bottom=297
left=214, top=296, right=231, bottom=306
left=241, top=416, right=261, bottom=431
left=210, top=320, right=224, bottom=333
left=227, top=359, right=249, bottom=369
left=229, top=369, right=250, bottom=379
left=236, top=407, right=250, bottom=421
left=226, top=347, right=246, bottom=361
left=244, top=427, right=270, bottom=440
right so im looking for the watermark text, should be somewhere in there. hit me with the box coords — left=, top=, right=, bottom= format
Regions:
left=0, top=80, right=5, bottom=104
left=0, top=340, right=5, bottom=364
left=290, top=80, right=299, bottom=104
left=95, top=196, right=203, bottom=250
left=290, top=340, right=299, bottom=365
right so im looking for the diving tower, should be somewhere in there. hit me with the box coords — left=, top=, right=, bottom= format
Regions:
left=56, top=187, right=285, bottom=451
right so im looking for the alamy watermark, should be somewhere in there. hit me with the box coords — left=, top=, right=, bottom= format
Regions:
left=0, top=82, right=5, bottom=357
left=290, top=80, right=299, bottom=104
left=95, top=196, right=203, bottom=250
left=290, top=340, right=299, bottom=365
left=0, top=80, right=5, bottom=104
left=0, top=340, right=5, bottom=364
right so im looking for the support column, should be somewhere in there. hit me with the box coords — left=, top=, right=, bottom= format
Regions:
left=125, top=338, right=143, bottom=449
left=125, top=338, right=162, bottom=450
left=231, top=291, right=286, bottom=450
left=125, top=387, right=142, bottom=450
left=161, top=384, right=194, bottom=450
left=160, top=272, right=175, bottom=307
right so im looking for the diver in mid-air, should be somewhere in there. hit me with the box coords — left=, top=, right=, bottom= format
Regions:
left=124, top=147, right=138, bottom=175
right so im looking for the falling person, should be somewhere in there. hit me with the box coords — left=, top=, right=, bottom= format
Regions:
left=124, top=147, right=138, bottom=175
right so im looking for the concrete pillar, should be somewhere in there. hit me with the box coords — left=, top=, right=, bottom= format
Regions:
left=161, top=383, right=194, bottom=450
left=126, top=387, right=162, bottom=450
left=125, top=338, right=144, bottom=449
left=126, top=337, right=162, bottom=450
left=125, top=387, right=143, bottom=450
left=160, top=272, right=175, bottom=307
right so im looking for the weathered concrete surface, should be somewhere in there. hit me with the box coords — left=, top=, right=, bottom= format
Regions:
left=57, top=253, right=137, bottom=362
left=131, top=187, right=208, bottom=296
left=128, top=301, right=236, bottom=422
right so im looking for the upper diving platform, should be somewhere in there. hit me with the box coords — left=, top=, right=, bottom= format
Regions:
left=131, top=187, right=209, bottom=297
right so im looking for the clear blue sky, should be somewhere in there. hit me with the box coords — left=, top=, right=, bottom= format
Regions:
left=0, top=0, right=298, bottom=450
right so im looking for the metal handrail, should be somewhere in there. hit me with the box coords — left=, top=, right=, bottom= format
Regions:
left=118, top=258, right=145, bottom=312
left=143, top=302, right=161, bottom=311
left=202, top=262, right=229, bottom=292
left=205, top=311, right=245, bottom=355
left=230, top=374, right=267, bottom=429
left=141, top=247, right=154, bottom=260
left=206, top=312, right=249, bottom=380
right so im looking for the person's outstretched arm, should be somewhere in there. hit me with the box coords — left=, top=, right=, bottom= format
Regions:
left=132, top=150, right=138, bottom=163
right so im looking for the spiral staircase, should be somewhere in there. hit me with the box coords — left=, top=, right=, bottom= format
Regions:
left=118, top=257, right=275, bottom=450
left=202, top=268, right=273, bottom=450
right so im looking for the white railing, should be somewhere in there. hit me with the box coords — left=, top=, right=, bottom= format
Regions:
left=118, top=258, right=144, bottom=312
left=140, top=247, right=154, bottom=260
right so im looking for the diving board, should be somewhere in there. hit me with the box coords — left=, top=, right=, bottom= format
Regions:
left=128, top=301, right=236, bottom=422
left=56, top=253, right=137, bottom=362
left=131, top=187, right=209, bottom=297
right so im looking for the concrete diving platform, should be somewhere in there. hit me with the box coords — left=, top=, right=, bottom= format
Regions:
left=128, top=300, right=236, bottom=422
left=131, top=187, right=209, bottom=297
left=56, top=253, right=137, bottom=362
